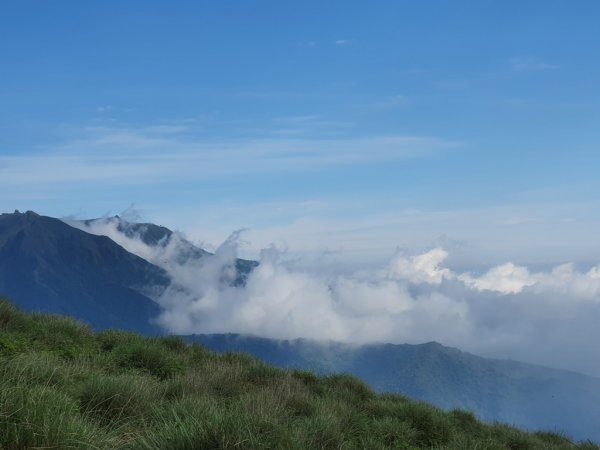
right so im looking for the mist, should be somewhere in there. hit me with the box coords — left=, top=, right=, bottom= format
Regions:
left=68, top=217, right=600, bottom=378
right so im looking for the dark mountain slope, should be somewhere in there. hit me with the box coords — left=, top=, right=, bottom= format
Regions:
left=187, top=334, right=600, bottom=442
left=0, top=211, right=169, bottom=333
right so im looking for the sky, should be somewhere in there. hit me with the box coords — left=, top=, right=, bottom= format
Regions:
left=2, top=1, right=600, bottom=374
left=2, top=1, right=600, bottom=266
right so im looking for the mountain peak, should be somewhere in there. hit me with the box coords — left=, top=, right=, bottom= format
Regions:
left=83, top=215, right=175, bottom=248
left=2, top=209, right=40, bottom=220
left=79, top=215, right=256, bottom=284
left=0, top=210, right=169, bottom=333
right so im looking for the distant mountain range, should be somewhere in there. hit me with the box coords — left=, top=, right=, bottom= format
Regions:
left=1, top=209, right=598, bottom=442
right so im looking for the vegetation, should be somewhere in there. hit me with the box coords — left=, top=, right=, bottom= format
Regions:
left=0, top=298, right=597, bottom=450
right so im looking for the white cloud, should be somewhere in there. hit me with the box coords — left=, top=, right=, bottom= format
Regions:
left=536, top=263, right=600, bottom=299
left=65, top=216, right=600, bottom=376
left=388, top=248, right=453, bottom=284
left=459, top=263, right=536, bottom=294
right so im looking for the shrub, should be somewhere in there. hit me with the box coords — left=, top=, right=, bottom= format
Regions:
left=0, top=383, right=116, bottom=449
left=292, top=369, right=325, bottom=397
left=77, top=374, right=155, bottom=427
left=297, top=412, right=346, bottom=450
left=245, top=361, right=283, bottom=384
left=0, top=352, right=72, bottom=387
left=220, top=350, right=257, bottom=365
left=134, top=396, right=290, bottom=450
left=0, top=298, right=25, bottom=329
left=285, top=390, right=315, bottom=417
left=370, top=416, right=418, bottom=447
left=155, top=335, right=188, bottom=352
left=28, top=314, right=93, bottom=358
left=113, top=340, right=183, bottom=379
left=490, top=423, right=540, bottom=450
left=450, top=408, right=480, bottom=432
left=0, top=332, right=27, bottom=356
left=187, top=341, right=211, bottom=364
left=97, top=329, right=142, bottom=352
left=324, top=373, right=374, bottom=403
left=132, top=408, right=211, bottom=449
left=396, top=401, right=453, bottom=446
left=533, top=430, right=572, bottom=446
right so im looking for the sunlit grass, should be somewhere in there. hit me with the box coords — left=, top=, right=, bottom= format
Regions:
left=0, top=297, right=597, bottom=449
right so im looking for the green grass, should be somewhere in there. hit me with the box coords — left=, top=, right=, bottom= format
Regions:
left=0, top=297, right=598, bottom=450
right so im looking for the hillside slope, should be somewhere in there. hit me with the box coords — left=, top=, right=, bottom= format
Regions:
left=188, top=334, right=600, bottom=443
left=0, top=298, right=597, bottom=450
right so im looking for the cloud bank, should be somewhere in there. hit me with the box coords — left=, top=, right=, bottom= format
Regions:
left=70, top=217, right=600, bottom=377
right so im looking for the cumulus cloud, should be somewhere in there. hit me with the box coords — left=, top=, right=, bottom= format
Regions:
left=388, top=248, right=453, bottom=284
left=68, top=216, right=600, bottom=376
left=459, top=263, right=536, bottom=294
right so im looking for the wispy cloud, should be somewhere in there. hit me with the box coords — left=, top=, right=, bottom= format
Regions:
left=510, top=57, right=557, bottom=72
left=269, top=114, right=353, bottom=133
left=271, top=115, right=324, bottom=124
left=371, top=94, right=407, bottom=109
left=0, top=124, right=454, bottom=188
left=435, top=78, right=471, bottom=90
left=296, top=40, right=317, bottom=48
left=334, top=39, right=352, bottom=46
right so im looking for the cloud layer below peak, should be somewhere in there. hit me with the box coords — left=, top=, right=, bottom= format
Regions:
left=70, top=217, right=600, bottom=378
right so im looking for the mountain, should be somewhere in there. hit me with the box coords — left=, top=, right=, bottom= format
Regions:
left=2, top=209, right=599, bottom=442
left=186, top=333, right=600, bottom=443
left=0, top=210, right=259, bottom=332
left=81, top=216, right=258, bottom=286
left=0, top=210, right=169, bottom=333
left=84, top=216, right=210, bottom=260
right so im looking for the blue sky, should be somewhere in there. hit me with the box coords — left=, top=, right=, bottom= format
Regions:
left=1, top=1, right=600, bottom=265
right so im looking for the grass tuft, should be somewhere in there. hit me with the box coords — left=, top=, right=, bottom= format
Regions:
left=112, top=340, right=183, bottom=379
left=77, top=374, right=156, bottom=427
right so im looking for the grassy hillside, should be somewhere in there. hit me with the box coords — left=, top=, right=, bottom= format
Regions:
left=0, top=298, right=597, bottom=450
left=189, top=334, right=600, bottom=442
